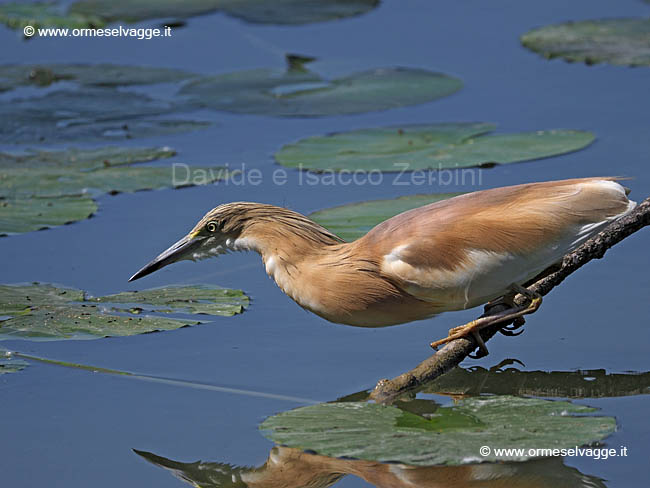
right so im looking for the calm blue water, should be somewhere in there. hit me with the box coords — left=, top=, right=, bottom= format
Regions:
left=1, top=1, right=649, bottom=487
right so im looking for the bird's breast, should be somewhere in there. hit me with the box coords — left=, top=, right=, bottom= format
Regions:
left=264, top=254, right=329, bottom=315
left=263, top=251, right=443, bottom=327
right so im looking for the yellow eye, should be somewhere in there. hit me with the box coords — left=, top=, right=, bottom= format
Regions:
left=206, top=221, right=219, bottom=233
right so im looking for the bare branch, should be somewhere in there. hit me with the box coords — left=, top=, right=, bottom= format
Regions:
left=370, top=196, right=650, bottom=404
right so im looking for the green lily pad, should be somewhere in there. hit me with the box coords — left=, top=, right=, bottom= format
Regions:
left=0, top=283, right=248, bottom=340
left=0, top=2, right=104, bottom=33
left=0, top=146, right=228, bottom=236
left=309, top=194, right=460, bottom=241
left=0, top=349, right=29, bottom=374
left=3, top=165, right=214, bottom=198
left=521, top=18, right=650, bottom=67
left=180, top=67, right=462, bottom=117
left=95, top=286, right=249, bottom=316
left=261, top=396, right=616, bottom=466
left=70, top=0, right=379, bottom=25
left=0, top=64, right=193, bottom=92
left=0, top=146, right=178, bottom=200
left=0, top=195, right=97, bottom=236
left=275, top=123, right=595, bottom=171
left=0, top=88, right=207, bottom=144
left=0, top=146, right=175, bottom=170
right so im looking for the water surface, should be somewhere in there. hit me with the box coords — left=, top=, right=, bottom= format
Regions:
left=1, top=0, right=648, bottom=486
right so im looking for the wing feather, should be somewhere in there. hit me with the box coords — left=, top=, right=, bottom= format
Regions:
left=361, top=178, right=634, bottom=309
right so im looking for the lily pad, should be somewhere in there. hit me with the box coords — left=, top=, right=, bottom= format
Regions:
left=260, top=396, right=616, bottom=466
left=0, top=64, right=193, bottom=92
left=275, top=123, right=595, bottom=171
left=0, top=146, right=175, bottom=170
left=0, top=283, right=248, bottom=340
left=180, top=67, right=462, bottom=117
left=0, top=2, right=104, bottom=33
left=0, top=88, right=207, bottom=144
left=0, top=195, right=97, bottom=236
left=0, top=146, right=178, bottom=201
left=95, top=286, right=250, bottom=316
left=0, top=146, right=228, bottom=236
left=0, top=349, right=29, bottom=374
left=521, top=18, right=650, bottom=67
left=69, top=0, right=379, bottom=25
left=3, top=165, right=213, bottom=198
left=310, top=194, right=460, bottom=241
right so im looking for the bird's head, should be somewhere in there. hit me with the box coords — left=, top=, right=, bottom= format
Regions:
left=129, top=202, right=342, bottom=282
left=128, top=202, right=256, bottom=282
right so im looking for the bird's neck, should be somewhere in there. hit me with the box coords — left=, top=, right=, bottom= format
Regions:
left=228, top=208, right=344, bottom=307
left=225, top=206, right=421, bottom=326
left=227, top=206, right=340, bottom=263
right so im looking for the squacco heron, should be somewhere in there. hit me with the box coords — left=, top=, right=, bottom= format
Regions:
left=129, top=178, right=635, bottom=355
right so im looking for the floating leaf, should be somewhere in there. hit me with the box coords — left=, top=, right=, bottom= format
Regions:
left=0, top=88, right=207, bottom=144
left=276, top=123, right=595, bottom=171
left=0, top=146, right=179, bottom=200
left=95, top=286, right=249, bottom=316
left=3, top=165, right=216, bottom=198
left=70, top=0, right=379, bottom=25
left=261, top=396, right=616, bottom=466
left=0, top=146, right=228, bottom=236
left=310, top=194, right=459, bottom=241
left=0, top=64, right=193, bottom=92
left=0, top=349, right=29, bottom=374
left=180, top=67, right=462, bottom=117
left=0, top=146, right=175, bottom=170
left=0, top=283, right=248, bottom=341
left=521, top=18, right=650, bottom=67
left=0, top=2, right=104, bottom=33
left=219, top=0, right=379, bottom=25
left=0, top=195, right=97, bottom=236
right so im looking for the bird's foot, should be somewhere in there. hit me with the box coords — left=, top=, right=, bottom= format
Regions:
left=430, top=284, right=542, bottom=357
left=430, top=319, right=492, bottom=357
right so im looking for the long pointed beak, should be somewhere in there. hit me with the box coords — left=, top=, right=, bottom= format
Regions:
left=129, top=234, right=203, bottom=282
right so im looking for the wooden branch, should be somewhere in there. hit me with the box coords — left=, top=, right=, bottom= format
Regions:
left=370, top=196, right=650, bottom=404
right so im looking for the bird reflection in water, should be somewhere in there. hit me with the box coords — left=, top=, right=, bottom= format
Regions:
left=134, top=446, right=605, bottom=488
left=133, top=364, right=649, bottom=488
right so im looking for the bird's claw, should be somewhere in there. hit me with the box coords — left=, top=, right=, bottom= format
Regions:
left=430, top=329, right=490, bottom=358
left=471, top=330, right=489, bottom=357
left=430, top=285, right=542, bottom=358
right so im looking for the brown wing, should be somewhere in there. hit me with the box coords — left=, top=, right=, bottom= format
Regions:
left=358, top=178, right=634, bottom=307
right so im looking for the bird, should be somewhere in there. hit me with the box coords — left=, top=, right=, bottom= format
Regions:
left=129, top=177, right=635, bottom=356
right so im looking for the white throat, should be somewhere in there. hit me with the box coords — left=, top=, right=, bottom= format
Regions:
left=228, top=236, right=261, bottom=253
